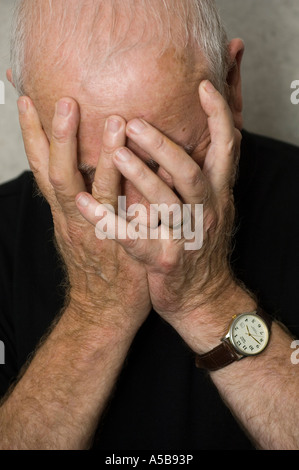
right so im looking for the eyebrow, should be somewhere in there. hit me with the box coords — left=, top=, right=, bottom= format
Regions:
left=78, top=162, right=96, bottom=176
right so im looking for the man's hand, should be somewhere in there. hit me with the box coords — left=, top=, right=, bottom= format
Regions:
left=0, top=97, right=153, bottom=450
left=17, top=97, right=151, bottom=333
left=71, top=80, right=299, bottom=451
left=76, top=80, right=250, bottom=352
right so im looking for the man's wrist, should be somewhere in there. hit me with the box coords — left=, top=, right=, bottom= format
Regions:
left=65, top=291, right=144, bottom=341
left=170, top=282, right=257, bottom=355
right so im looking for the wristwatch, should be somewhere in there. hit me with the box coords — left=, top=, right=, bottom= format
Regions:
left=195, top=307, right=272, bottom=371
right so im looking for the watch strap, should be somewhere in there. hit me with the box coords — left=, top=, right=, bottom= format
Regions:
left=195, top=339, right=239, bottom=371
left=195, top=307, right=272, bottom=372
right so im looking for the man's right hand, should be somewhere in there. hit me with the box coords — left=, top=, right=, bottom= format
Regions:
left=17, top=96, right=151, bottom=333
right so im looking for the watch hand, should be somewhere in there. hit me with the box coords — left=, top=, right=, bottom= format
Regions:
left=250, top=334, right=261, bottom=345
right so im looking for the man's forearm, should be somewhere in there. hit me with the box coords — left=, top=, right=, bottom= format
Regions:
left=0, top=303, right=138, bottom=450
left=211, top=322, right=298, bottom=450
left=172, top=285, right=299, bottom=450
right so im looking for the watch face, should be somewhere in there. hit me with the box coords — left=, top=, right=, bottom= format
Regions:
left=229, top=313, right=270, bottom=356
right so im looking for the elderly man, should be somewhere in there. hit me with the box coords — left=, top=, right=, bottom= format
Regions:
left=0, top=0, right=298, bottom=450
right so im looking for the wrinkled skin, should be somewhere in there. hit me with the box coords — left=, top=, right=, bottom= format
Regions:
left=12, top=38, right=245, bottom=349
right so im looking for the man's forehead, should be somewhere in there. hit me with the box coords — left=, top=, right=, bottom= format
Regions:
left=34, top=43, right=203, bottom=132
left=26, top=9, right=207, bottom=170
left=29, top=47, right=207, bottom=175
left=25, top=0, right=198, bottom=94
left=25, top=0, right=208, bottom=142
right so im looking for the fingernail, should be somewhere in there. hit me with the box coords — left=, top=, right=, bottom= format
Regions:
left=107, top=118, right=121, bottom=134
left=77, top=194, right=89, bottom=207
left=17, top=98, right=28, bottom=115
left=56, top=100, right=71, bottom=117
left=127, top=119, right=146, bottom=134
left=115, top=148, right=131, bottom=162
left=203, top=80, right=216, bottom=93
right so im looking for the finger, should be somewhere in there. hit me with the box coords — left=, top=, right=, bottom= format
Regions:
left=199, top=80, right=238, bottom=193
left=17, top=97, right=54, bottom=203
left=126, top=119, right=207, bottom=204
left=75, top=192, right=149, bottom=256
left=113, top=147, right=183, bottom=226
left=49, top=98, right=86, bottom=218
left=92, top=116, right=126, bottom=210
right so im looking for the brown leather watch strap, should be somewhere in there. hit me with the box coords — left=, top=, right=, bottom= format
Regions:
left=195, top=340, right=239, bottom=371
left=195, top=307, right=272, bottom=372
left=257, top=307, right=272, bottom=330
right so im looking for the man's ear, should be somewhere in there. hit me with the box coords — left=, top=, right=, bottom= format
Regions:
left=226, top=39, right=245, bottom=131
left=6, top=69, right=16, bottom=88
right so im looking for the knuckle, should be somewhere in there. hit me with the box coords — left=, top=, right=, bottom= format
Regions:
left=226, top=137, right=235, bottom=156
left=28, top=158, right=43, bottom=176
left=92, top=179, right=108, bottom=195
left=154, top=134, right=166, bottom=152
left=132, top=163, right=146, bottom=180
left=20, top=126, right=37, bottom=153
left=184, top=166, right=202, bottom=187
left=157, top=247, right=179, bottom=273
left=49, top=168, right=66, bottom=190
left=92, top=181, right=117, bottom=206
left=19, top=119, right=31, bottom=135
left=23, top=144, right=41, bottom=168
left=101, top=143, right=115, bottom=155
left=51, top=122, right=71, bottom=144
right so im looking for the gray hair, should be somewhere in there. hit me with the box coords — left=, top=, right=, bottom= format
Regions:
left=10, top=0, right=229, bottom=96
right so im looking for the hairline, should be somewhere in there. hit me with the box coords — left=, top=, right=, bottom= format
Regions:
left=10, top=0, right=230, bottom=96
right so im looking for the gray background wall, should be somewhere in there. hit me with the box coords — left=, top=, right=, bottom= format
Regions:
left=0, top=0, right=299, bottom=184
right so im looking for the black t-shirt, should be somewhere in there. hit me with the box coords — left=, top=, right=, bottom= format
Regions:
left=0, top=130, right=298, bottom=450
